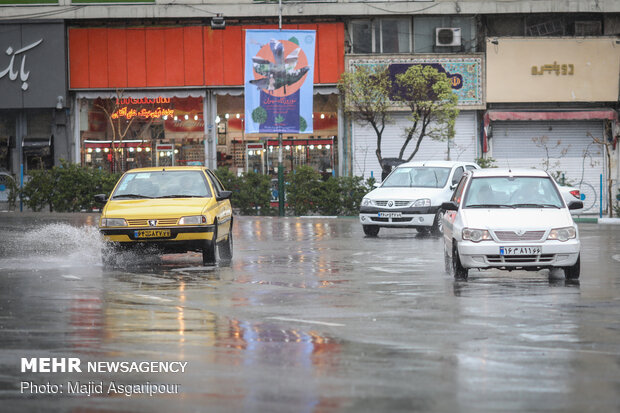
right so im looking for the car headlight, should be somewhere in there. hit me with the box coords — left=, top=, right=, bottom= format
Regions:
left=100, top=218, right=127, bottom=227
left=462, top=228, right=492, bottom=242
left=548, top=226, right=576, bottom=242
left=361, top=198, right=372, bottom=207
left=178, top=215, right=207, bottom=225
left=413, top=198, right=431, bottom=207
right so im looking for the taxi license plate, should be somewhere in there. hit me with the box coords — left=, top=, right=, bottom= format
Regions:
left=135, top=229, right=171, bottom=239
left=499, top=246, right=541, bottom=255
left=378, top=212, right=402, bottom=218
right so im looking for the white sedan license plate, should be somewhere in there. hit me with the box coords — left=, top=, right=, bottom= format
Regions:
left=500, top=246, right=541, bottom=255
left=378, top=212, right=402, bottom=218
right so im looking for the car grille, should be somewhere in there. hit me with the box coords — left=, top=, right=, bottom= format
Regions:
left=486, top=254, right=555, bottom=264
left=374, top=200, right=411, bottom=207
left=126, top=218, right=179, bottom=227
left=369, top=217, right=413, bottom=223
left=493, top=230, right=545, bottom=241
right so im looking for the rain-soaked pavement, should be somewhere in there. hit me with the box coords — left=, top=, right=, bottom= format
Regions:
left=0, top=212, right=619, bottom=412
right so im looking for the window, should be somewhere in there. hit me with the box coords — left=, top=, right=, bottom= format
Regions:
left=350, top=18, right=411, bottom=54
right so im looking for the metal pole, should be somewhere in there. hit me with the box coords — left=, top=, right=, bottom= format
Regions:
left=277, top=0, right=285, bottom=216
left=600, top=173, right=603, bottom=218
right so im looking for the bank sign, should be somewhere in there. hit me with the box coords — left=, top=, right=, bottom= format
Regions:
left=244, top=29, right=316, bottom=134
left=0, top=23, right=66, bottom=109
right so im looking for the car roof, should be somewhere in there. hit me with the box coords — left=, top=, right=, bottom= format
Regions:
left=396, top=160, right=478, bottom=168
left=124, top=166, right=207, bottom=173
left=469, top=168, right=550, bottom=178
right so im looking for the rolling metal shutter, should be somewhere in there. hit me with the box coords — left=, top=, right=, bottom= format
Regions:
left=490, top=120, right=605, bottom=213
left=353, top=111, right=478, bottom=179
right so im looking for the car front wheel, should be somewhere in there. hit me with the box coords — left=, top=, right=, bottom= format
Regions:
left=203, top=225, right=217, bottom=265
left=363, top=225, right=379, bottom=237
left=452, top=244, right=468, bottom=280
left=431, top=210, right=444, bottom=236
left=563, top=255, right=580, bottom=280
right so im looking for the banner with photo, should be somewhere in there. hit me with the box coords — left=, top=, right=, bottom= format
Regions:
left=244, top=29, right=315, bottom=134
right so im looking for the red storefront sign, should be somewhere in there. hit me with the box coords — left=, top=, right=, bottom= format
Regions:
left=68, top=23, right=344, bottom=89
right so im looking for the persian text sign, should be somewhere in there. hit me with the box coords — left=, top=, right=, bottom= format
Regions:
left=244, top=30, right=316, bottom=134
left=346, top=55, right=485, bottom=109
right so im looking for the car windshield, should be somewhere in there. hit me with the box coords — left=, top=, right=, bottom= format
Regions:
left=112, top=170, right=212, bottom=199
left=463, top=176, right=564, bottom=208
left=382, top=167, right=451, bottom=188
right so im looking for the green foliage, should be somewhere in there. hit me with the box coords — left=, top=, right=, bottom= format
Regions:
left=315, top=175, right=371, bottom=216
left=475, top=157, right=497, bottom=168
left=613, top=187, right=620, bottom=218
left=21, top=160, right=121, bottom=212
left=214, top=167, right=273, bottom=216
left=393, top=65, right=459, bottom=160
left=338, top=65, right=392, bottom=126
left=236, top=171, right=273, bottom=215
left=286, top=166, right=322, bottom=216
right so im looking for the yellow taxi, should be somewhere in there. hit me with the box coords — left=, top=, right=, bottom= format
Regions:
left=96, top=166, right=233, bottom=265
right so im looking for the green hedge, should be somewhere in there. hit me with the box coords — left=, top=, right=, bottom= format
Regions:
left=19, top=163, right=374, bottom=216
left=20, top=160, right=121, bottom=212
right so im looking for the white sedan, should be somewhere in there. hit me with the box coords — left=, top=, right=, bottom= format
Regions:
left=442, top=168, right=583, bottom=280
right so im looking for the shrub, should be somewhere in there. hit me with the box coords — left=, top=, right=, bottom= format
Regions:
left=285, top=166, right=322, bottom=216
left=21, top=161, right=121, bottom=212
left=236, top=171, right=273, bottom=215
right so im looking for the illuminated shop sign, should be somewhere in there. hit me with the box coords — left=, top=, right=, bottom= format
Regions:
left=115, top=97, right=171, bottom=105
left=111, top=107, right=174, bottom=120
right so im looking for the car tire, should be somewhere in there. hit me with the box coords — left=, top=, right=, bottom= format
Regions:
left=219, top=230, right=233, bottom=261
left=363, top=225, right=379, bottom=237
left=563, top=255, right=580, bottom=280
left=202, top=224, right=217, bottom=265
left=452, top=244, right=468, bottom=280
left=431, top=210, right=444, bottom=236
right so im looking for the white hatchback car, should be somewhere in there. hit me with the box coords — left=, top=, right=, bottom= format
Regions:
left=441, top=168, right=583, bottom=280
left=359, top=161, right=479, bottom=236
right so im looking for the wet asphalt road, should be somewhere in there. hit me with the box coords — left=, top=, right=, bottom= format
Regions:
left=0, top=213, right=619, bottom=412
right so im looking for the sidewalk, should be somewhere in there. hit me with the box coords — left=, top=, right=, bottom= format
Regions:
left=574, top=216, right=620, bottom=225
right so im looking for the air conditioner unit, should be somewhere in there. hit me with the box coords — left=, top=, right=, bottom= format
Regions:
left=435, top=28, right=461, bottom=46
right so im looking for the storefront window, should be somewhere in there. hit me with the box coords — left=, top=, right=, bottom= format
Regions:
left=79, top=96, right=204, bottom=173
left=214, top=93, right=339, bottom=177
left=0, top=112, right=15, bottom=172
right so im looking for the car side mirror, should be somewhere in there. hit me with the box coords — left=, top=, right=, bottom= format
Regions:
left=567, top=200, right=584, bottom=210
left=373, top=182, right=381, bottom=188
left=450, top=183, right=457, bottom=190
left=94, top=194, right=108, bottom=204
left=441, top=201, right=459, bottom=211
left=217, top=190, right=233, bottom=201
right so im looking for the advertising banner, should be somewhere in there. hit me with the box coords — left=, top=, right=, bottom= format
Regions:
left=244, top=29, right=316, bottom=134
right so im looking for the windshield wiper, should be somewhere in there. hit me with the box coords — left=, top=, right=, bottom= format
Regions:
left=157, top=194, right=204, bottom=198
left=466, top=204, right=513, bottom=208
left=511, top=203, right=561, bottom=208
left=111, top=194, right=152, bottom=199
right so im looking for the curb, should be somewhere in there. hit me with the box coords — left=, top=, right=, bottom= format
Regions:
left=574, top=217, right=620, bottom=225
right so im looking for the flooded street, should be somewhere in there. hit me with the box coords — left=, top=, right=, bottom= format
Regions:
left=1, top=213, right=620, bottom=412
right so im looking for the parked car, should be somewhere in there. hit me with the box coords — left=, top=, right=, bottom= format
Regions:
left=441, top=168, right=583, bottom=280
left=96, top=166, right=233, bottom=265
left=359, top=161, right=480, bottom=237
left=558, top=184, right=584, bottom=214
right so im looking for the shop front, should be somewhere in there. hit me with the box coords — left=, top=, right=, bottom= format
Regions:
left=485, top=37, right=620, bottom=214
left=0, top=22, right=68, bottom=178
left=77, top=94, right=206, bottom=172
left=68, top=23, right=345, bottom=176
left=347, top=55, right=485, bottom=180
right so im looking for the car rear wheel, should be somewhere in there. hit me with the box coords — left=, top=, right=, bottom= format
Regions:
left=563, top=255, right=580, bottom=280
left=431, top=210, right=444, bottom=236
left=363, top=225, right=379, bottom=237
left=202, top=225, right=217, bottom=265
left=452, top=244, right=468, bottom=280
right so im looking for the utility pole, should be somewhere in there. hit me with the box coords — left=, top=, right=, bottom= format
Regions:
left=277, top=0, right=285, bottom=216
